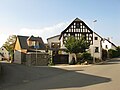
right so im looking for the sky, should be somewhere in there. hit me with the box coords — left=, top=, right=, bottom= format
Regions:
left=0, top=0, right=120, bottom=47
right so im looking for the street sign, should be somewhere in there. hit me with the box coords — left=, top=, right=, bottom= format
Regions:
left=34, top=45, right=39, bottom=49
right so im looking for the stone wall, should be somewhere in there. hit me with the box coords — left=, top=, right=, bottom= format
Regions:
left=26, top=52, right=50, bottom=66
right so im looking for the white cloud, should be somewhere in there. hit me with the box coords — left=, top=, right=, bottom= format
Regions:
left=0, top=21, right=69, bottom=47
left=19, top=22, right=69, bottom=43
left=0, top=33, right=9, bottom=47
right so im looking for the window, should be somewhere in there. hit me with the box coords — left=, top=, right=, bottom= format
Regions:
left=95, top=47, right=99, bottom=53
left=31, top=41, right=35, bottom=46
left=95, top=37, right=98, bottom=40
left=51, top=43, right=60, bottom=48
left=76, top=22, right=80, bottom=28
left=105, top=45, right=108, bottom=49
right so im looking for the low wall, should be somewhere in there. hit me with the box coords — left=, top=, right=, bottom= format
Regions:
left=26, top=52, right=50, bottom=66
left=69, top=53, right=77, bottom=63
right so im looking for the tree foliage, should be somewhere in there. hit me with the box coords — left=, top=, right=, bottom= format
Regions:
left=3, top=35, right=16, bottom=59
left=65, top=36, right=90, bottom=54
left=108, top=48, right=120, bottom=58
left=117, top=46, right=120, bottom=56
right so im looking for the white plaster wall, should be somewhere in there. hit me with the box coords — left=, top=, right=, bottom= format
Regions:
left=102, top=40, right=111, bottom=50
left=102, top=40, right=116, bottom=50
left=69, top=53, right=77, bottom=63
left=0, top=55, right=2, bottom=60
left=60, top=36, right=65, bottom=48
left=0, top=47, right=10, bottom=60
left=90, top=33, right=102, bottom=59
left=14, top=50, right=21, bottom=64
left=47, top=36, right=60, bottom=48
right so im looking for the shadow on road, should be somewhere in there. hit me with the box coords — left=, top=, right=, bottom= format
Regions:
left=0, top=63, right=111, bottom=90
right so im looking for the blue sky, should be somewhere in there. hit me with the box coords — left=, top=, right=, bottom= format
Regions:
left=0, top=0, right=120, bottom=46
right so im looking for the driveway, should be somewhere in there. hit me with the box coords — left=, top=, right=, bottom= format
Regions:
left=0, top=58, right=120, bottom=90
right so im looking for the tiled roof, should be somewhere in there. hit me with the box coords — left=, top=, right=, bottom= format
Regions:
left=104, top=38, right=117, bottom=48
left=17, top=35, right=29, bottom=49
left=74, top=18, right=83, bottom=22
left=47, top=35, right=60, bottom=40
left=17, top=35, right=46, bottom=50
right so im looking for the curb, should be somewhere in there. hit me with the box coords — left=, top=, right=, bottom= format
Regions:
left=94, top=59, right=112, bottom=65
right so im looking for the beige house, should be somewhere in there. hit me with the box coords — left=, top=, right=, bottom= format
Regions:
left=14, top=35, right=48, bottom=65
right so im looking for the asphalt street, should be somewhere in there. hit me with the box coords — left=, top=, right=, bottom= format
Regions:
left=0, top=58, right=120, bottom=90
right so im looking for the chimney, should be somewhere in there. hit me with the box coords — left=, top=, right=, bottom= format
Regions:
left=107, top=37, right=110, bottom=41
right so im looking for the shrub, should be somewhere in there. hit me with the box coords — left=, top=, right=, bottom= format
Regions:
left=77, top=52, right=93, bottom=64
left=102, top=49, right=107, bottom=60
left=108, top=49, right=119, bottom=58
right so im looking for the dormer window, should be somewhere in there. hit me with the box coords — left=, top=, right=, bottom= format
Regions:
left=31, top=41, right=35, bottom=46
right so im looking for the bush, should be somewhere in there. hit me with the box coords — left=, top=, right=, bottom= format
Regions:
left=48, top=55, right=54, bottom=66
left=108, top=49, right=119, bottom=58
left=77, top=52, right=93, bottom=64
left=102, top=49, right=107, bottom=60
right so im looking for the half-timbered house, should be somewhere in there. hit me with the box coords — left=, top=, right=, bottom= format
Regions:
left=59, top=18, right=103, bottom=62
left=47, top=18, right=103, bottom=64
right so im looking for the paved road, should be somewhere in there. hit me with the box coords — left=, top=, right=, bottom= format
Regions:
left=0, top=58, right=120, bottom=90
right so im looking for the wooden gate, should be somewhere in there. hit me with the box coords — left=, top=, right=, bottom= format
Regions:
left=53, top=54, right=69, bottom=64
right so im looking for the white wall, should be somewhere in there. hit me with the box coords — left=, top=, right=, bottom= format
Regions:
left=14, top=50, right=21, bottom=64
left=89, top=33, right=102, bottom=60
left=69, top=53, right=77, bottom=63
left=102, top=39, right=116, bottom=50
left=47, top=36, right=60, bottom=48
left=0, top=55, right=3, bottom=60
left=0, top=47, right=10, bottom=60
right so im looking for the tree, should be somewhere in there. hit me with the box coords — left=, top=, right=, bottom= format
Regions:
left=108, top=49, right=119, bottom=58
left=65, top=36, right=89, bottom=54
left=65, top=36, right=90, bottom=64
left=116, top=46, right=120, bottom=57
left=3, top=35, right=16, bottom=60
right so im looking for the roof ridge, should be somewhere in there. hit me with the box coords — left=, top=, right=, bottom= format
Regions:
left=74, top=17, right=83, bottom=22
